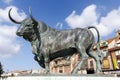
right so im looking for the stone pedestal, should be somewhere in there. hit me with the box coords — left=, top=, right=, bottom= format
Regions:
left=2, top=74, right=120, bottom=80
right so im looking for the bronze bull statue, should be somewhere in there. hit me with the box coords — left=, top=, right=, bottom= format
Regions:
left=8, top=8, right=103, bottom=74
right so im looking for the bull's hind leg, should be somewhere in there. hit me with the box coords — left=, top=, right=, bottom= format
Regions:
left=71, top=45, right=88, bottom=74
left=87, top=43, right=102, bottom=73
left=88, top=50, right=102, bottom=73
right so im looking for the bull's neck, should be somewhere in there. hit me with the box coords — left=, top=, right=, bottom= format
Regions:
left=31, top=38, right=41, bottom=55
left=38, top=22, right=56, bottom=38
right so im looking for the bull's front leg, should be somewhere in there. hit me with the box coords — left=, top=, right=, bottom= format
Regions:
left=44, top=54, right=50, bottom=74
left=34, top=55, right=45, bottom=68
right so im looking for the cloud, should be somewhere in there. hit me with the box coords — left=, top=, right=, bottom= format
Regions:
left=2, top=0, right=13, bottom=4
left=65, top=4, right=98, bottom=28
left=65, top=4, right=120, bottom=37
left=0, top=6, right=27, bottom=58
left=99, top=7, right=120, bottom=36
left=0, top=25, right=20, bottom=57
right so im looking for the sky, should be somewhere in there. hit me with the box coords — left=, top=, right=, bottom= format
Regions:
left=0, top=0, right=120, bottom=72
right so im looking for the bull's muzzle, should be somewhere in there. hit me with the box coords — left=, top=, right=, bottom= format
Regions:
left=16, top=31, right=23, bottom=36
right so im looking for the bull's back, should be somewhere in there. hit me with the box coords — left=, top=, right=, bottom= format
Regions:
left=74, top=28, right=95, bottom=48
left=54, top=28, right=94, bottom=49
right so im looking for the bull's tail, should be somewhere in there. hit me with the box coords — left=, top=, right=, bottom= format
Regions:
left=87, top=26, right=100, bottom=43
left=87, top=26, right=102, bottom=63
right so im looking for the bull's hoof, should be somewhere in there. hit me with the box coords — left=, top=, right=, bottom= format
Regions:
left=71, top=72, right=77, bottom=75
left=95, top=71, right=104, bottom=75
left=71, top=69, right=78, bottom=75
left=44, top=70, right=50, bottom=74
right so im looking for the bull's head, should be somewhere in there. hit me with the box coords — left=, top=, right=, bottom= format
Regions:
left=8, top=8, right=38, bottom=41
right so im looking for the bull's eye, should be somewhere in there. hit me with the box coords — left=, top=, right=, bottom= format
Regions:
left=26, top=23, right=34, bottom=27
left=27, top=24, right=31, bottom=26
left=32, top=23, right=34, bottom=26
left=26, top=24, right=30, bottom=26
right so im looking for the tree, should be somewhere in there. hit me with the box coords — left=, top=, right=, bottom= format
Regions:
left=0, top=62, right=3, bottom=77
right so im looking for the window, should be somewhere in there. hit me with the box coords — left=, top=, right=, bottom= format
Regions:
left=90, top=60, right=93, bottom=68
left=115, top=50, right=120, bottom=56
left=59, top=70, right=63, bottom=73
left=55, top=61, right=58, bottom=64
left=119, top=32, right=120, bottom=35
left=102, top=58, right=110, bottom=69
left=117, top=55, right=120, bottom=69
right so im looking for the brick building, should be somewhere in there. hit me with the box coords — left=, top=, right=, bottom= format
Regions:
left=49, top=30, right=120, bottom=74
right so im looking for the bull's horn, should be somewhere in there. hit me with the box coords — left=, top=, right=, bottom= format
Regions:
left=29, top=7, right=37, bottom=22
left=8, top=8, right=22, bottom=24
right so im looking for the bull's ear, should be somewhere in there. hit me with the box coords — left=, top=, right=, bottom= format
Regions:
left=29, top=7, right=37, bottom=23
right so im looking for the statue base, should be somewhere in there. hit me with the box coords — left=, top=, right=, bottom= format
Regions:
left=3, top=74, right=120, bottom=80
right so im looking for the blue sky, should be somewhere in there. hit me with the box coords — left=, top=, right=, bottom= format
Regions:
left=0, top=0, right=120, bottom=72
